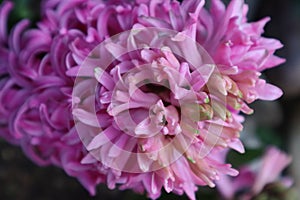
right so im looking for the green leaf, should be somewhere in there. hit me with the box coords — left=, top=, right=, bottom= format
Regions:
left=255, top=126, right=282, bottom=148
left=227, top=148, right=264, bottom=168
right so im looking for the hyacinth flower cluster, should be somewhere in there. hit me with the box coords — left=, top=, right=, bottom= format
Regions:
left=217, top=147, right=293, bottom=200
left=0, top=0, right=286, bottom=199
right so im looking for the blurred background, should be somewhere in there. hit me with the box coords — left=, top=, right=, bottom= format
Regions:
left=0, top=0, right=299, bottom=199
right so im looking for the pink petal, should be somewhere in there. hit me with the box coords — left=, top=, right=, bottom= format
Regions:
left=255, top=80, right=283, bottom=101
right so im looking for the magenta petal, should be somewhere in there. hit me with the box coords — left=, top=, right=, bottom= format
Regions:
left=253, top=147, right=292, bottom=194
left=72, top=108, right=99, bottom=127
left=0, top=1, right=13, bottom=43
left=255, top=80, right=283, bottom=100
left=86, top=126, right=120, bottom=151
left=228, top=138, right=245, bottom=153
left=10, top=19, right=30, bottom=53
left=81, top=153, right=97, bottom=164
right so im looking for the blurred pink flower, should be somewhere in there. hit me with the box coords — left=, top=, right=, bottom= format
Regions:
left=0, top=0, right=284, bottom=199
left=217, top=147, right=292, bottom=200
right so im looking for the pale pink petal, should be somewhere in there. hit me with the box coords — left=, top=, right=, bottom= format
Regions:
left=253, top=147, right=292, bottom=194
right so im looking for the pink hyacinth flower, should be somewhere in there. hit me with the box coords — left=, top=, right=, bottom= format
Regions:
left=0, top=0, right=285, bottom=199
left=217, top=147, right=292, bottom=200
